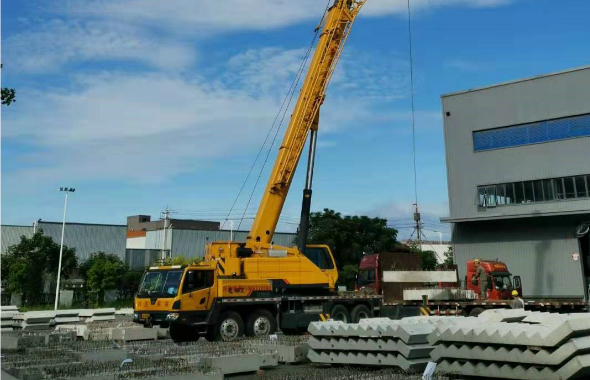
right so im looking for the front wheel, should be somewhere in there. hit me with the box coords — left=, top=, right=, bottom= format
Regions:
left=215, top=311, right=244, bottom=341
left=350, top=304, right=371, bottom=323
left=246, top=309, right=276, bottom=337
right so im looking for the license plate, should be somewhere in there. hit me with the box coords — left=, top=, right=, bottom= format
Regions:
left=141, top=313, right=149, bottom=319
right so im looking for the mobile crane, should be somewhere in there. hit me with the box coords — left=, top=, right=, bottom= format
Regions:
left=133, top=0, right=381, bottom=341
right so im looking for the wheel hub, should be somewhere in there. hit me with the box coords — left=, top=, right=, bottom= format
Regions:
left=220, top=319, right=239, bottom=340
left=253, top=316, right=270, bottom=336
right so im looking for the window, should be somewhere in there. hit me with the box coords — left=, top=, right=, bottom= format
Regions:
left=515, top=182, right=525, bottom=204
left=357, top=269, right=375, bottom=286
left=477, top=187, right=486, bottom=208
left=304, top=247, right=335, bottom=270
left=182, top=270, right=214, bottom=293
left=523, top=181, right=534, bottom=203
left=473, top=113, right=590, bottom=152
left=138, top=270, right=183, bottom=297
left=564, top=177, right=576, bottom=199
left=555, top=178, right=565, bottom=200
left=496, top=184, right=506, bottom=205
left=485, top=186, right=497, bottom=207
left=542, top=179, right=555, bottom=201
left=476, top=174, right=590, bottom=210
left=575, top=176, right=588, bottom=198
left=505, top=183, right=515, bottom=204
left=533, top=180, right=544, bottom=202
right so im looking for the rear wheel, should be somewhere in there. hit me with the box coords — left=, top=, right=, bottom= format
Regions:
left=246, top=309, right=276, bottom=337
left=215, top=311, right=244, bottom=341
left=330, top=305, right=351, bottom=323
left=469, top=307, right=485, bottom=317
left=350, top=304, right=371, bottom=323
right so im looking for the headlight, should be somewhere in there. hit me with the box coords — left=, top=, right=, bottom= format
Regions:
left=166, top=313, right=180, bottom=321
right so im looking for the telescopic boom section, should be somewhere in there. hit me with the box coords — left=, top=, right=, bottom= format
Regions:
left=247, top=0, right=366, bottom=248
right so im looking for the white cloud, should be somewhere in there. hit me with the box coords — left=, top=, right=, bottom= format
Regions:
left=62, top=0, right=515, bottom=34
left=3, top=19, right=196, bottom=74
left=3, top=47, right=399, bottom=184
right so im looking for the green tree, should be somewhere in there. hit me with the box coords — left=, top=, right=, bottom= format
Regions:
left=420, top=250, right=438, bottom=270
left=1, top=64, right=16, bottom=106
left=306, top=209, right=399, bottom=269
left=81, top=252, right=125, bottom=306
left=2, top=231, right=78, bottom=304
left=337, top=264, right=358, bottom=290
left=443, top=245, right=454, bottom=265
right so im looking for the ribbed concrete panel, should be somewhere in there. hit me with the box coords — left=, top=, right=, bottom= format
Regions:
left=308, top=336, right=433, bottom=359
left=308, top=320, right=435, bottom=344
left=1, top=225, right=34, bottom=254
left=38, top=222, right=127, bottom=262
left=436, top=359, right=560, bottom=380
left=431, top=336, right=590, bottom=365
left=307, top=349, right=429, bottom=371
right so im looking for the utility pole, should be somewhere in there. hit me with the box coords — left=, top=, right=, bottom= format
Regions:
left=413, top=203, right=422, bottom=251
left=55, top=187, right=75, bottom=311
left=161, top=208, right=170, bottom=261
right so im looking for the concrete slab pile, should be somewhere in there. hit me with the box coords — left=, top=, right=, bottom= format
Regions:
left=12, top=311, right=56, bottom=330
left=307, top=317, right=450, bottom=371
left=430, top=311, right=590, bottom=380
left=78, top=308, right=116, bottom=322
left=1, top=307, right=18, bottom=331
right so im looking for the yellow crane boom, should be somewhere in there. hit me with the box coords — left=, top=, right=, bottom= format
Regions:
left=247, top=0, right=366, bottom=249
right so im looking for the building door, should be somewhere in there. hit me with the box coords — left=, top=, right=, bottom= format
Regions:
left=578, top=225, right=590, bottom=301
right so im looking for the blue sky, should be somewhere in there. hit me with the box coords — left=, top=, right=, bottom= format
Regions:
left=2, top=0, right=590, bottom=240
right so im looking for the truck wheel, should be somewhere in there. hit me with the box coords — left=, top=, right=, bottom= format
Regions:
left=469, top=307, right=485, bottom=317
left=215, top=311, right=244, bottom=341
left=246, top=309, right=276, bottom=337
left=330, top=305, right=351, bottom=323
left=351, top=304, right=371, bottom=323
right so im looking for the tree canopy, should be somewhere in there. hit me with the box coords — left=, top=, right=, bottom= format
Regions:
left=306, top=209, right=399, bottom=268
left=1, top=64, right=16, bottom=106
left=80, top=252, right=128, bottom=306
left=1, top=231, right=77, bottom=303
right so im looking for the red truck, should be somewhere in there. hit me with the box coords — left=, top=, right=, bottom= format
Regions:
left=356, top=253, right=587, bottom=317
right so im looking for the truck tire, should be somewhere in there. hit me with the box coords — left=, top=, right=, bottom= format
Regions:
left=330, top=305, right=351, bottom=323
left=469, top=307, right=485, bottom=317
left=246, top=309, right=276, bottom=337
left=215, top=311, right=244, bottom=341
left=350, top=304, right=371, bottom=323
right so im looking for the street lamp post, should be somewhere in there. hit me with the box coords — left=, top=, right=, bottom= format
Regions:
left=54, top=187, right=75, bottom=310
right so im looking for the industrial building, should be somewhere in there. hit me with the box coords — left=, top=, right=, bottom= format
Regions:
left=1, top=216, right=297, bottom=270
left=441, top=66, right=590, bottom=299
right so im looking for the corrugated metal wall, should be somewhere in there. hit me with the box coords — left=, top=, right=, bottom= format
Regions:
left=1, top=225, right=34, bottom=254
left=37, top=222, right=127, bottom=262
left=453, top=214, right=588, bottom=299
left=171, top=230, right=297, bottom=258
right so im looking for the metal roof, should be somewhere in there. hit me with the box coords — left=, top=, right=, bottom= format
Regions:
left=441, top=65, right=590, bottom=98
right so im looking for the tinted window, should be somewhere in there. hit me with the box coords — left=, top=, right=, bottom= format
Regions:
left=523, top=181, right=534, bottom=203
left=555, top=178, right=565, bottom=199
left=496, top=184, right=506, bottom=205
left=357, top=269, right=375, bottom=286
left=182, top=270, right=214, bottom=293
left=485, top=186, right=496, bottom=207
left=304, top=248, right=335, bottom=270
left=542, top=179, right=555, bottom=201
left=477, top=187, right=486, bottom=207
left=515, top=182, right=525, bottom=203
left=575, top=176, right=588, bottom=198
left=505, top=183, right=514, bottom=204
left=533, top=180, right=544, bottom=202
left=564, top=177, right=576, bottom=199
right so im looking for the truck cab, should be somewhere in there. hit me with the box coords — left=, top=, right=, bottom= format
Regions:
left=355, top=254, right=381, bottom=294
left=466, top=260, right=522, bottom=300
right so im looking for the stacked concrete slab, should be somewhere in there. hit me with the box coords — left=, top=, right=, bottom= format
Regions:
left=13, top=311, right=56, bottom=330
left=307, top=317, right=460, bottom=371
left=1, top=306, right=19, bottom=331
left=79, top=308, right=116, bottom=322
left=430, top=310, right=590, bottom=380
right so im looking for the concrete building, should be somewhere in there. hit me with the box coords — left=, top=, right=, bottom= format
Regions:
left=2, top=216, right=297, bottom=270
left=441, top=66, right=590, bottom=299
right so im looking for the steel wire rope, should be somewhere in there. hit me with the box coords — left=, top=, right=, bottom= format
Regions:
left=237, top=1, right=333, bottom=230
